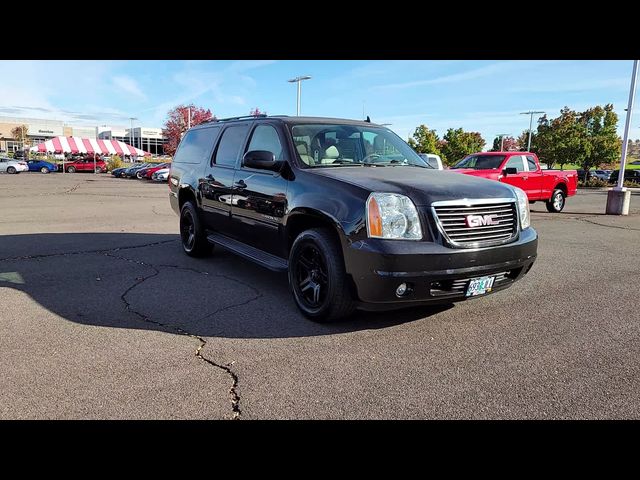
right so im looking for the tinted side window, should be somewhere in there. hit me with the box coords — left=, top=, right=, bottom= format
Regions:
left=505, top=155, right=525, bottom=173
left=247, top=125, right=283, bottom=160
left=214, top=125, right=250, bottom=167
left=526, top=155, right=538, bottom=171
left=173, top=127, right=220, bottom=164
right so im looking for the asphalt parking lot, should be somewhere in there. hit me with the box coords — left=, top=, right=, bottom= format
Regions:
left=1, top=172, right=639, bottom=419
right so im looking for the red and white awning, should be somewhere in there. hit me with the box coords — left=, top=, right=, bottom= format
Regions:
left=30, top=136, right=150, bottom=156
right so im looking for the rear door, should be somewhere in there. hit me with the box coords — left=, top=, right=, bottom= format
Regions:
left=500, top=154, right=528, bottom=194
left=229, top=122, right=289, bottom=256
left=524, top=155, right=545, bottom=200
left=199, top=123, right=251, bottom=235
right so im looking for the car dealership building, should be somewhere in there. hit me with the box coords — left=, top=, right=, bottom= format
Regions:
left=0, top=115, right=167, bottom=155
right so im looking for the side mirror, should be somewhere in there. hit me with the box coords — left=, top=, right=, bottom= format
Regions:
left=243, top=150, right=282, bottom=171
left=502, top=167, right=518, bottom=176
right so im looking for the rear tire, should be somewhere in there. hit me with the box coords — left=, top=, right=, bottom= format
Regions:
left=7, top=166, right=16, bottom=174
left=179, top=201, right=211, bottom=257
left=546, top=189, right=565, bottom=212
left=67, top=166, right=76, bottom=173
left=40, top=167, right=50, bottom=173
left=288, top=228, right=355, bottom=322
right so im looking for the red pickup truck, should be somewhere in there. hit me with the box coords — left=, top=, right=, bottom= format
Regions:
left=451, top=152, right=577, bottom=212
left=63, top=157, right=107, bottom=173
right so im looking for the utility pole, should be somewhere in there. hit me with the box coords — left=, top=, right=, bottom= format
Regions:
left=187, top=107, right=191, bottom=129
left=606, top=59, right=638, bottom=215
left=520, top=110, right=545, bottom=151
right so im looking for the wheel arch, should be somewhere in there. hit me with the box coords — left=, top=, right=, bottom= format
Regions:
left=285, top=208, right=346, bottom=255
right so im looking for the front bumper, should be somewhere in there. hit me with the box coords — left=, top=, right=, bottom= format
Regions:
left=343, top=227, right=538, bottom=310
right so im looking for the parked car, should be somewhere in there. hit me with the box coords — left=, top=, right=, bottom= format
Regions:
left=629, top=160, right=640, bottom=166
left=12, top=150, right=26, bottom=160
left=169, top=115, right=537, bottom=321
left=26, top=159, right=57, bottom=174
left=451, top=152, right=577, bottom=212
left=609, top=169, right=640, bottom=185
left=111, top=167, right=128, bottom=177
left=123, top=163, right=152, bottom=178
left=589, top=169, right=611, bottom=181
left=151, top=168, right=170, bottom=181
left=0, top=157, right=29, bottom=173
left=417, top=153, right=444, bottom=170
left=136, top=162, right=171, bottom=179
left=63, top=157, right=107, bottom=173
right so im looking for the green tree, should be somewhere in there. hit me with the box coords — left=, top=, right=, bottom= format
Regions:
left=440, top=128, right=485, bottom=165
left=576, top=104, right=620, bottom=173
left=106, top=155, right=124, bottom=172
left=408, top=125, right=441, bottom=156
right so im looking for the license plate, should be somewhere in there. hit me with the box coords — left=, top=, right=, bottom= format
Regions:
left=465, top=276, right=496, bottom=297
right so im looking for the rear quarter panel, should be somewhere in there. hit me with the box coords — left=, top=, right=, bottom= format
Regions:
left=544, top=170, right=578, bottom=197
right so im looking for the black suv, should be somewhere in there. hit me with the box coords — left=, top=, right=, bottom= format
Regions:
left=169, top=115, right=537, bottom=321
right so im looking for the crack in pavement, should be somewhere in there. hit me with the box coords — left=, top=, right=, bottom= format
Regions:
left=572, top=216, right=640, bottom=231
left=0, top=239, right=179, bottom=263
left=103, top=251, right=264, bottom=420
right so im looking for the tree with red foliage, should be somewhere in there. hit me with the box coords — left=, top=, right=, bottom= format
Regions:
left=162, top=104, right=214, bottom=155
left=490, top=135, right=520, bottom=151
left=250, top=107, right=266, bottom=116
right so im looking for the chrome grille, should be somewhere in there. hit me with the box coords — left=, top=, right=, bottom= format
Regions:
left=431, top=199, right=518, bottom=247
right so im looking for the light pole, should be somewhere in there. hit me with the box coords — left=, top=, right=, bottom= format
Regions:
left=288, top=75, right=312, bottom=116
left=606, top=59, right=638, bottom=215
left=520, top=110, right=545, bottom=151
left=496, top=133, right=509, bottom=151
left=129, top=117, right=137, bottom=152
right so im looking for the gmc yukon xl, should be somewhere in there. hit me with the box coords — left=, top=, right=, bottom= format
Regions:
left=169, top=116, right=538, bottom=321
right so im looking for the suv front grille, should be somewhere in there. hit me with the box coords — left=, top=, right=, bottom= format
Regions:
left=431, top=199, right=518, bottom=248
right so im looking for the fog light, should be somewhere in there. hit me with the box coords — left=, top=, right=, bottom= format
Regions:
left=396, top=283, right=408, bottom=297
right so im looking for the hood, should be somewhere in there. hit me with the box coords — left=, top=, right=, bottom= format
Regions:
left=309, top=166, right=515, bottom=205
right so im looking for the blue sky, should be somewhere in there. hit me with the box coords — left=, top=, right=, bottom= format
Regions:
left=0, top=60, right=637, bottom=148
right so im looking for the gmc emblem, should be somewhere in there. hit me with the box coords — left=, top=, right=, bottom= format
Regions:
left=465, top=214, right=500, bottom=227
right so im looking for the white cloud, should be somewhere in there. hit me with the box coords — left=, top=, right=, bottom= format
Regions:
left=112, top=75, right=146, bottom=99
left=508, top=78, right=630, bottom=93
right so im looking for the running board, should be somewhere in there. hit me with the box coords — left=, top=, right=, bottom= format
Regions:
left=207, top=232, right=288, bottom=272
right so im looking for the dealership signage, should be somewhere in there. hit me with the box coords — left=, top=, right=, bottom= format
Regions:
left=30, top=123, right=63, bottom=136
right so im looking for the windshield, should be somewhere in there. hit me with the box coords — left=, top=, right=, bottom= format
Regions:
left=452, top=154, right=505, bottom=170
left=291, top=124, right=430, bottom=168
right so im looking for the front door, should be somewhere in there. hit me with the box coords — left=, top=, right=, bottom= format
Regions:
left=230, top=123, right=289, bottom=257
left=199, top=123, right=250, bottom=235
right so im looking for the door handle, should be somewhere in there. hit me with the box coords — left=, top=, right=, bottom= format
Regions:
left=522, top=176, right=528, bottom=180
left=234, top=179, right=247, bottom=189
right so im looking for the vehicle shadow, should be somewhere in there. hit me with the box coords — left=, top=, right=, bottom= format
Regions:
left=0, top=233, right=452, bottom=339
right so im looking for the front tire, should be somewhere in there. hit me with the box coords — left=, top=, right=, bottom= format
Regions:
left=546, top=189, right=566, bottom=212
left=67, top=166, right=76, bottom=173
left=41, top=167, right=50, bottom=173
left=179, top=201, right=211, bottom=257
left=288, top=228, right=355, bottom=322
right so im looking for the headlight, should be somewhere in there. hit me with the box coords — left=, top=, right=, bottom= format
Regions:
left=366, top=193, right=422, bottom=240
left=512, top=186, right=530, bottom=229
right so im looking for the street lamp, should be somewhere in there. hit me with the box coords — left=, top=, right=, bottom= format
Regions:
left=520, top=110, right=545, bottom=151
left=288, top=75, right=312, bottom=116
left=496, top=133, right=510, bottom=151
left=129, top=117, right=138, bottom=150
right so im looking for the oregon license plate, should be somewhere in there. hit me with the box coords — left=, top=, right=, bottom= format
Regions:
left=465, top=276, right=496, bottom=297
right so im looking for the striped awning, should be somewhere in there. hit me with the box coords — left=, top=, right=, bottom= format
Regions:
left=30, top=136, right=150, bottom=156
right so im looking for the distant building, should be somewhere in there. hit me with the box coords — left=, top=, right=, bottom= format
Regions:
left=98, top=126, right=166, bottom=155
left=0, top=115, right=167, bottom=155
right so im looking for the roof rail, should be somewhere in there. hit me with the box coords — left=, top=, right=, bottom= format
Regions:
left=203, top=114, right=268, bottom=124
